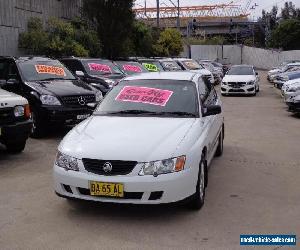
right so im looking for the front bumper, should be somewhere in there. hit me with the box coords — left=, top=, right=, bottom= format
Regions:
left=53, top=164, right=197, bottom=204
left=39, top=105, right=95, bottom=124
left=0, top=120, right=32, bottom=143
left=221, top=84, right=256, bottom=95
left=286, top=102, right=300, bottom=113
left=274, top=80, right=285, bottom=89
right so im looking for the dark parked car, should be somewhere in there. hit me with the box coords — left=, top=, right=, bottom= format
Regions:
left=113, top=61, right=148, bottom=75
left=60, top=57, right=126, bottom=95
left=0, top=56, right=102, bottom=137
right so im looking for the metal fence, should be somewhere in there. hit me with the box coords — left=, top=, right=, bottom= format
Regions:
left=188, top=45, right=300, bottom=69
left=0, top=0, right=81, bottom=56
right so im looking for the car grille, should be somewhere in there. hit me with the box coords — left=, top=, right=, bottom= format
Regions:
left=228, top=82, right=246, bottom=88
left=82, top=159, right=137, bottom=176
left=0, top=108, right=14, bottom=125
left=229, top=89, right=245, bottom=93
left=61, top=95, right=95, bottom=107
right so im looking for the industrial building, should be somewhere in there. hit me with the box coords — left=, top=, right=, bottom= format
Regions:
left=0, top=0, right=82, bottom=56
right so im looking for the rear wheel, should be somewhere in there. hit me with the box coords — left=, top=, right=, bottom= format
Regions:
left=188, top=156, right=206, bottom=210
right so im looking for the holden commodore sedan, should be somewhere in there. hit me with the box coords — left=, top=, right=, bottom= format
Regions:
left=53, top=72, right=224, bottom=210
left=221, top=65, right=259, bottom=96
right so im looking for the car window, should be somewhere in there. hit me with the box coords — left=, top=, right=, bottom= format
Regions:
left=182, top=60, right=204, bottom=70
left=198, top=77, right=210, bottom=102
left=62, top=60, right=84, bottom=73
left=227, top=66, right=254, bottom=75
left=160, top=61, right=182, bottom=71
left=7, top=62, right=19, bottom=80
left=17, top=60, right=76, bottom=81
left=140, top=61, right=164, bottom=72
left=81, top=60, right=123, bottom=75
left=115, top=62, right=148, bottom=75
left=0, top=61, right=8, bottom=80
left=95, top=79, right=199, bottom=118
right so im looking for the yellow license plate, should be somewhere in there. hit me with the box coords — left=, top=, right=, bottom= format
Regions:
left=90, top=181, right=124, bottom=197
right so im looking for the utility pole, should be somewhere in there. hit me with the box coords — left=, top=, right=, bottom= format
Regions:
left=177, top=0, right=180, bottom=29
left=156, top=0, right=160, bottom=28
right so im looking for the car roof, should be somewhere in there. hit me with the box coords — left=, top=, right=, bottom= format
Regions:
left=123, top=72, right=197, bottom=81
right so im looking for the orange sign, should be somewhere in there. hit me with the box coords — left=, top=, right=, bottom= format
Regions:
left=35, top=65, right=66, bottom=76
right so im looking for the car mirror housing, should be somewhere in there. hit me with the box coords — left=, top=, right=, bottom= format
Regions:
left=7, top=79, right=20, bottom=85
left=203, top=105, right=222, bottom=117
left=75, top=71, right=85, bottom=77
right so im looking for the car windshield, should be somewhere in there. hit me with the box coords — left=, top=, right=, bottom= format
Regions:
left=160, top=61, right=182, bottom=71
left=115, top=62, right=148, bottom=75
left=82, top=60, right=123, bottom=75
left=140, top=61, right=164, bottom=72
left=227, top=66, right=254, bottom=75
left=94, top=79, right=198, bottom=118
left=18, top=60, right=76, bottom=81
left=182, top=60, right=203, bottom=70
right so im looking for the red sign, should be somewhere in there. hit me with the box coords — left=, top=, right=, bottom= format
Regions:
left=88, top=63, right=112, bottom=73
left=115, top=86, right=173, bottom=106
left=123, top=64, right=142, bottom=73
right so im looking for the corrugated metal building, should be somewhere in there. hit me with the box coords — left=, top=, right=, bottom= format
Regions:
left=0, top=0, right=82, bottom=56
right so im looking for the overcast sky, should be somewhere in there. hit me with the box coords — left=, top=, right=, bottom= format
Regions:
left=135, top=0, right=300, bottom=19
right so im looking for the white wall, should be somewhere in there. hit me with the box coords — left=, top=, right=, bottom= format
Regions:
left=190, top=45, right=300, bottom=69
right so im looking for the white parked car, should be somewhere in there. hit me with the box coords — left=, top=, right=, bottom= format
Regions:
left=221, top=65, right=259, bottom=96
left=282, top=80, right=300, bottom=113
left=282, top=79, right=300, bottom=100
left=53, top=72, right=224, bottom=210
left=174, top=58, right=215, bottom=85
left=268, top=63, right=300, bottom=82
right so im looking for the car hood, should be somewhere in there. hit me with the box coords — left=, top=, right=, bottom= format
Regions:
left=0, top=89, right=28, bottom=106
left=223, top=75, right=255, bottom=82
left=26, top=79, right=96, bottom=96
left=268, top=69, right=281, bottom=75
left=282, top=79, right=300, bottom=90
left=59, top=116, right=196, bottom=162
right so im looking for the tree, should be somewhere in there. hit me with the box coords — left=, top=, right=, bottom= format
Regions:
left=281, top=1, right=300, bottom=20
left=153, top=28, right=183, bottom=57
left=268, top=19, right=300, bottom=50
left=19, top=17, right=49, bottom=54
left=82, top=0, right=135, bottom=59
left=19, top=17, right=101, bottom=57
left=130, top=21, right=154, bottom=57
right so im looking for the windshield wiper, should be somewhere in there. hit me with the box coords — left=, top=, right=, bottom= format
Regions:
left=38, top=77, right=74, bottom=81
left=97, top=110, right=196, bottom=117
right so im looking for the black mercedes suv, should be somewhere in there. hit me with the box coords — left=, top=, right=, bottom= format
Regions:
left=0, top=56, right=102, bottom=138
left=60, top=57, right=126, bottom=95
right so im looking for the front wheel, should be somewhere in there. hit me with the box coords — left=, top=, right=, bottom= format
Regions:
left=188, top=157, right=206, bottom=210
left=215, top=128, right=224, bottom=157
left=6, top=140, right=27, bottom=153
left=30, top=109, right=46, bottom=138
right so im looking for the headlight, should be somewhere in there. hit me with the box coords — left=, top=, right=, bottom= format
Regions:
left=282, top=76, right=289, bottom=81
left=139, top=156, right=185, bottom=177
left=222, top=81, right=227, bottom=85
left=247, top=80, right=255, bottom=85
left=14, top=106, right=25, bottom=117
left=95, top=91, right=103, bottom=102
left=104, top=79, right=115, bottom=88
left=40, top=95, right=61, bottom=105
left=288, top=86, right=300, bottom=92
left=55, top=151, right=79, bottom=171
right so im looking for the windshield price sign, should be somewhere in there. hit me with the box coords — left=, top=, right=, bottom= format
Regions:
left=115, top=86, right=173, bottom=106
left=88, top=63, right=112, bottom=73
left=142, top=63, right=159, bottom=72
left=123, top=64, right=142, bottom=73
left=35, top=65, right=66, bottom=76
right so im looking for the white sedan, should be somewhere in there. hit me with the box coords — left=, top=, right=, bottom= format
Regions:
left=53, top=72, right=224, bottom=210
left=221, top=65, right=259, bottom=96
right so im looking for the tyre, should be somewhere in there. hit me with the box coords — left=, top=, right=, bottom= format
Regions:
left=188, top=155, right=207, bottom=210
left=256, top=85, right=260, bottom=93
left=30, top=109, right=46, bottom=138
left=6, top=140, right=26, bottom=153
left=215, top=128, right=224, bottom=157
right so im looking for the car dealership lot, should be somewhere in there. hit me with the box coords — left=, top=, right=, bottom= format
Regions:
left=0, top=72, right=299, bottom=250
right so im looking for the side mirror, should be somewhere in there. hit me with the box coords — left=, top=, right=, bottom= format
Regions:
left=203, top=105, right=222, bottom=117
left=256, top=72, right=258, bottom=75
left=75, top=71, right=85, bottom=77
left=6, top=79, right=19, bottom=85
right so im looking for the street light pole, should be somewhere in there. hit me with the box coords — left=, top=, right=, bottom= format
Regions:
left=157, top=0, right=160, bottom=28
left=177, top=0, right=180, bottom=29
